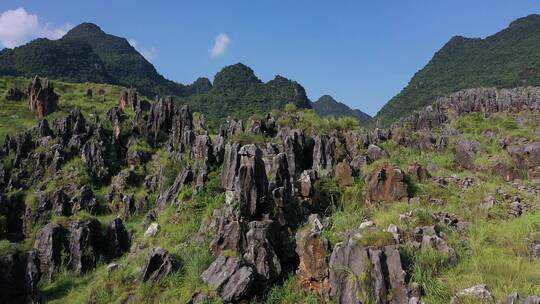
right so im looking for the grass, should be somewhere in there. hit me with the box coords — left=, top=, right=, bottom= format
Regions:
left=432, top=214, right=540, bottom=302
left=0, top=76, right=129, bottom=141
left=354, top=230, right=396, bottom=247
left=265, top=274, right=321, bottom=304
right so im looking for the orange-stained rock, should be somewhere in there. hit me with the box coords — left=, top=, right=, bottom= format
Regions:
left=364, top=163, right=409, bottom=205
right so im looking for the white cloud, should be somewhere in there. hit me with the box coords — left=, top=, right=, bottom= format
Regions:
left=128, top=38, right=158, bottom=62
left=209, top=33, right=230, bottom=58
left=0, top=7, right=72, bottom=48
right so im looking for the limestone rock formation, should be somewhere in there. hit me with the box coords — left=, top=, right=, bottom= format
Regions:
left=105, top=218, right=130, bottom=261
left=33, top=223, right=69, bottom=280
left=329, top=240, right=413, bottom=304
left=201, top=254, right=255, bottom=303
left=69, top=219, right=102, bottom=273
left=455, top=138, right=479, bottom=170
left=295, top=215, right=329, bottom=293
left=27, top=76, right=59, bottom=118
left=138, top=247, right=173, bottom=282
left=5, top=87, right=26, bottom=101
left=0, top=249, right=41, bottom=303
left=119, top=88, right=138, bottom=110
left=364, top=164, right=409, bottom=205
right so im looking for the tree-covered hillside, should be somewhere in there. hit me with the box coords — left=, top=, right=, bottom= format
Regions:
left=375, top=14, right=540, bottom=126
left=0, top=23, right=210, bottom=98
left=180, top=63, right=312, bottom=128
left=312, top=95, right=372, bottom=123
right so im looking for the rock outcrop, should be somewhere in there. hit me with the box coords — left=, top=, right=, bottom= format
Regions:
left=33, top=223, right=69, bottom=280
left=295, top=215, right=329, bottom=293
left=455, top=138, right=479, bottom=170
left=201, top=254, right=255, bottom=303
left=5, top=87, right=26, bottom=101
left=329, top=240, right=413, bottom=304
left=119, top=88, right=138, bottom=110
left=364, top=164, right=409, bottom=205
left=27, top=76, right=59, bottom=117
left=138, top=247, right=173, bottom=282
left=0, top=249, right=41, bottom=303
left=105, top=218, right=130, bottom=260
left=69, top=219, right=102, bottom=273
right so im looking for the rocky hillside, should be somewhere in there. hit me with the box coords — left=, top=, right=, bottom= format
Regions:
left=312, top=95, right=372, bottom=123
left=0, top=22, right=313, bottom=127
left=375, top=14, right=540, bottom=126
left=0, top=76, right=539, bottom=303
left=0, top=23, right=209, bottom=97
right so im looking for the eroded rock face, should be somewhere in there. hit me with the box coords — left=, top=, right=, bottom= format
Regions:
left=329, top=240, right=412, bottom=304
left=366, top=144, right=388, bottom=162
left=221, top=142, right=241, bottom=191
left=81, top=139, right=108, bottom=180
left=105, top=218, right=130, bottom=261
left=283, top=129, right=310, bottom=178
left=490, top=160, right=522, bottom=181
left=364, top=164, right=409, bottom=205
left=201, top=254, right=255, bottom=303
left=156, top=167, right=193, bottom=209
left=451, top=284, right=493, bottom=303
left=28, top=76, right=59, bottom=118
left=507, top=141, right=540, bottom=180
left=33, top=223, right=69, bottom=280
left=298, top=170, right=318, bottom=198
left=335, top=159, right=354, bottom=187
left=455, top=138, right=479, bottom=170
left=235, top=144, right=268, bottom=218
left=504, top=292, right=540, bottom=304
left=106, top=106, right=125, bottom=141
left=69, top=219, right=102, bottom=273
left=119, top=88, right=138, bottom=111
left=411, top=226, right=457, bottom=263
left=295, top=215, right=329, bottom=292
left=243, top=220, right=281, bottom=281
left=0, top=250, right=41, bottom=303
left=5, top=87, right=26, bottom=101
left=138, top=247, right=173, bottom=282
left=408, top=162, right=430, bottom=182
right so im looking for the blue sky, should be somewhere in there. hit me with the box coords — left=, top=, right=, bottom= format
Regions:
left=0, top=1, right=538, bottom=115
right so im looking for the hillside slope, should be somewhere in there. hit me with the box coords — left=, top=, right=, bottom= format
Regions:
left=180, top=63, right=312, bottom=128
left=312, top=95, right=372, bottom=123
left=0, top=85, right=539, bottom=303
left=376, top=14, right=540, bottom=126
left=0, top=23, right=209, bottom=97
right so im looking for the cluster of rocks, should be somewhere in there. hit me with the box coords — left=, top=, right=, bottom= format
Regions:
left=450, top=284, right=540, bottom=304
left=0, top=217, right=129, bottom=302
left=395, top=87, right=540, bottom=132
left=1, top=83, right=540, bottom=303
left=33, top=218, right=130, bottom=279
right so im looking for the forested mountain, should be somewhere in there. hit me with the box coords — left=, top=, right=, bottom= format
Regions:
left=376, top=14, right=540, bottom=126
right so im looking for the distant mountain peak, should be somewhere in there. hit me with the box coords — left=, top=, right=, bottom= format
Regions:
left=64, top=22, right=105, bottom=38
left=213, top=63, right=262, bottom=92
left=312, top=95, right=371, bottom=123
left=375, top=14, right=540, bottom=126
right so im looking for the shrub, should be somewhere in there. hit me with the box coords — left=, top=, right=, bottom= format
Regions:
left=266, top=274, right=321, bottom=304
left=284, top=103, right=297, bottom=112
left=231, top=131, right=266, bottom=145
